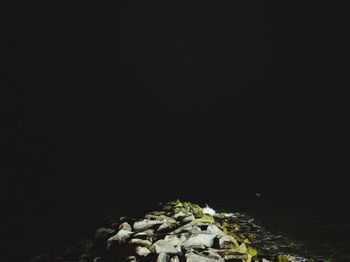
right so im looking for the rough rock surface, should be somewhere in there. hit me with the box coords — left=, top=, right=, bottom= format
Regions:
left=29, top=200, right=309, bottom=262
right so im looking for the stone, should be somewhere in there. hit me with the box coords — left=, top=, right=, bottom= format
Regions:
left=94, top=227, right=116, bottom=239
left=206, top=224, right=224, bottom=236
left=174, top=211, right=186, bottom=219
left=151, top=239, right=181, bottom=254
left=182, top=214, right=195, bottom=223
left=135, top=246, right=151, bottom=257
left=172, top=221, right=205, bottom=234
left=134, top=229, right=154, bottom=237
left=218, top=235, right=239, bottom=249
left=157, top=223, right=171, bottom=232
left=200, top=249, right=223, bottom=260
left=126, top=256, right=138, bottom=262
left=182, top=233, right=217, bottom=248
left=185, top=252, right=224, bottom=262
left=157, top=252, right=170, bottom=262
left=133, top=219, right=161, bottom=231
left=129, top=238, right=152, bottom=247
left=119, top=222, right=132, bottom=231
left=163, top=234, right=181, bottom=246
left=107, top=229, right=133, bottom=249
left=170, top=255, right=180, bottom=262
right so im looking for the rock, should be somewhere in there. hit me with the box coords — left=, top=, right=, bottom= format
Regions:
left=151, top=239, right=181, bottom=254
left=163, top=234, right=182, bottom=246
left=119, top=222, right=132, bottom=231
left=235, top=242, right=247, bottom=254
left=94, top=227, right=116, bottom=240
left=157, top=252, right=170, bottom=262
left=126, top=255, right=138, bottom=261
left=182, top=233, right=217, bottom=248
left=107, top=229, right=133, bottom=249
left=133, top=219, right=161, bottom=231
left=182, top=214, right=195, bottom=223
left=200, top=249, right=223, bottom=260
left=185, top=252, right=224, bottom=262
left=135, top=246, right=151, bottom=257
left=172, top=221, right=204, bottom=234
left=174, top=211, right=186, bottom=219
left=134, top=229, right=154, bottom=237
left=170, top=255, right=180, bottom=262
left=157, top=222, right=177, bottom=232
left=206, top=224, right=224, bottom=236
left=146, top=214, right=177, bottom=224
left=94, top=227, right=116, bottom=254
left=223, top=253, right=248, bottom=261
left=218, top=235, right=239, bottom=249
left=129, top=238, right=152, bottom=247
left=92, top=257, right=102, bottom=262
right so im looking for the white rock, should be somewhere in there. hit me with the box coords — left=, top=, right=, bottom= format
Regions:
left=151, top=239, right=181, bottom=254
left=134, top=229, right=154, bottom=237
left=157, top=252, right=170, bottom=262
left=206, top=224, right=224, bottom=236
left=182, top=233, right=217, bottom=248
left=119, top=222, right=132, bottom=231
left=107, top=229, right=133, bottom=249
left=134, top=219, right=161, bottom=231
left=129, top=238, right=152, bottom=247
left=186, top=252, right=224, bottom=262
left=174, top=211, right=186, bottom=219
left=182, top=214, right=195, bottom=223
left=170, top=255, right=180, bottom=262
left=218, top=235, right=239, bottom=248
left=135, top=246, right=151, bottom=257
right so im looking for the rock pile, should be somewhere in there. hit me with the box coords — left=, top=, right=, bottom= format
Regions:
left=30, top=200, right=307, bottom=262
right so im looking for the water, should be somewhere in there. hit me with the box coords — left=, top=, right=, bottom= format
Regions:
left=214, top=200, right=350, bottom=261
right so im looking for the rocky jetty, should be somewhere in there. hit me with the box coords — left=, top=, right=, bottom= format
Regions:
left=30, top=200, right=308, bottom=262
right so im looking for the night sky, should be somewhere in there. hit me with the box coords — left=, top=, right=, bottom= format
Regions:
left=3, top=0, right=349, bottom=223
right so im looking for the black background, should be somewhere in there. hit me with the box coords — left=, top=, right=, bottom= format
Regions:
left=2, top=0, right=349, bottom=259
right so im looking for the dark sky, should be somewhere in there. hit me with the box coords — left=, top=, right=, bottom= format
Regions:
left=3, top=1, right=349, bottom=213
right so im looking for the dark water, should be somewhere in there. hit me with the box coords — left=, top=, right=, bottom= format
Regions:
left=214, top=200, right=350, bottom=261
left=9, top=200, right=350, bottom=261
